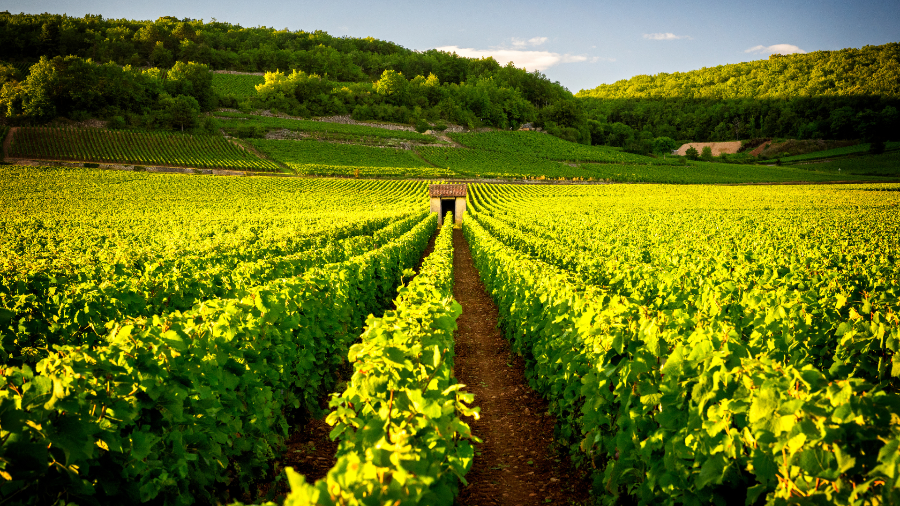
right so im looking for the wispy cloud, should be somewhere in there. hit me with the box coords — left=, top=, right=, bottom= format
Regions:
left=643, top=33, right=691, bottom=40
left=745, top=43, right=806, bottom=55
left=435, top=46, right=561, bottom=70
left=436, top=40, right=607, bottom=70
left=511, top=36, right=548, bottom=48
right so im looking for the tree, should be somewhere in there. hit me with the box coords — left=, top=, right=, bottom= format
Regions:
left=539, top=99, right=588, bottom=143
left=731, top=117, right=743, bottom=139
left=19, top=56, right=58, bottom=121
left=0, top=62, right=17, bottom=87
left=604, top=122, right=635, bottom=147
left=158, top=93, right=200, bottom=131
left=166, top=61, right=213, bottom=110
left=700, top=146, right=714, bottom=161
left=685, top=146, right=700, bottom=160
left=652, top=136, right=678, bottom=155
left=375, top=69, right=408, bottom=105
left=0, top=80, right=24, bottom=118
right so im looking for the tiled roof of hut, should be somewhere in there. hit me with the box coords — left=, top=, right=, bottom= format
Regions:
left=429, top=184, right=467, bottom=197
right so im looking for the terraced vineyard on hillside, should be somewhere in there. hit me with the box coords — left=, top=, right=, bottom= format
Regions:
left=450, top=130, right=680, bottom=165
left=249, top=138, right=453, bottom=177
left=578, top=159, right=885, bottom=183
left=416, top=145, right=574, bottom=179
left=5, top=118, right=896, bottom=182
left=212, top=72, right=266, bottom=99
left=214, top=111, right=434, bottom=142
left=7, top=127, right=281, bottom=171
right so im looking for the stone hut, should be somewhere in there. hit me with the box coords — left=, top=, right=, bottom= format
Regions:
left=429, top=184, right=467, bottom=225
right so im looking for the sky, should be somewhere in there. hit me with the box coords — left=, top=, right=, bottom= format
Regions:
left=3, top=0, right=899, bottom=93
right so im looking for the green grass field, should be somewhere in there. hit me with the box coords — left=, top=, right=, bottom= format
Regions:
left=580, top=159, right=885, bottom=183
left=449, top=130, right=678, bottom=165
left=417, top=146, right=596, bottom=179
left=789, top=151, right=900, bottom=177
left=211, top=73, right=266, bottom=99
left=763, top=141, right=900, bottom=163
left=249, top=139, right=445, bottom=176
left=215, top=112, right=435, bottom=143
left=7, top=115, right=897, bottom=183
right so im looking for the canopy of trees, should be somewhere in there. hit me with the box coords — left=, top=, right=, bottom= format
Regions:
left=578, top=44, right=900, bottom=100
left=577, top=44, right=900, bottom=147
left=249, top=69, right=542, bottom=131
left=0, top=11, right=586, bottom=137
left=0, top=56, right=214, bottom=130
left=1, top=11, right=897, bottom=145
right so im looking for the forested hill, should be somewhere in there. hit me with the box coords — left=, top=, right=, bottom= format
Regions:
left=0, top=11, right=551, bottom=86
left=2, top=11, right=898, bottom=148
left=576, top=43, right=900, bottom=148
left=0, top=11, right=586, bottom=137
left=577, top=43, right=900, bottom=100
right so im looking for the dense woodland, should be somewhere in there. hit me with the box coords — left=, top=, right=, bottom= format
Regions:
left=580, top=45, right=900, bottom=148
left=0, top=12, right=579, bottom=137
left=1, top=11, right=899, bottom=149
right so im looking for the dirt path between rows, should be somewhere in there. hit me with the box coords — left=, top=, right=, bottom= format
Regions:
left=2, top=127, right=16, bottom=160
left=452, top=229, right=591, bottom=506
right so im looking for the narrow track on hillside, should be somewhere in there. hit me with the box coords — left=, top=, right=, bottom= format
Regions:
left=452, top=229, right=591, bottom=506
left=2, top=127, right=16, bottom=159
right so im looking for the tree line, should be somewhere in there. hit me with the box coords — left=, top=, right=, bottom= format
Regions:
left=0, top=11, right=584, bottom=137
left=0, top=56, right=216, bottom=131
left=1, top=11, right=898, bottom=148
left=578, top=45, right=900, bottom=149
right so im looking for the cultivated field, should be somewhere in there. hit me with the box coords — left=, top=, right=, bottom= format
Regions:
left=2, top=12, right=899, bottom=506
left=2, top=165, right=898, bottom=505
left=3, top=120, right=895, bottom=182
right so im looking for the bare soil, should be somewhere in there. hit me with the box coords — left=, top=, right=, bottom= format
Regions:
left=451, top=229, right=592, bottom=506
left=435, top=132, right=466, bottom=148
left=749, top=139, right=858, bottom=159
left=675, top=141, right=742, bottom=156
left=263, top=128, right=310, bottom=140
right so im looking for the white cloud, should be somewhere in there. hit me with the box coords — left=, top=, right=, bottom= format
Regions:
left=436, top=46, right=559, bottom=70
left=745, top=43, right=806, bottom=55
left=436, top=45, right=603, bottom=70
left=644, top=33, right=692, bottom=40
left=562, top=54, right=588, bottom=63
left=511, top=36, right=549, bottom=48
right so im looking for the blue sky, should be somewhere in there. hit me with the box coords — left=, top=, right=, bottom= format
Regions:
left=3, top=0, right=899, bottom=93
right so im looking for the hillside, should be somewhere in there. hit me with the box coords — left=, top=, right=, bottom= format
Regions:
left=578, top=43, right=900, bottom=100
left=1, top=12, right=898, bottom=154
left=0, top=12, right=582, bottom=136
left=4, top=116, right=895, bottom=183
left=576, top=43, right=900, bottom=147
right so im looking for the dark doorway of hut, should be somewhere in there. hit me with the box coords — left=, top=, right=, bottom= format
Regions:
left=441, top=199, right=455, bottom=224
